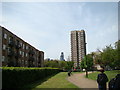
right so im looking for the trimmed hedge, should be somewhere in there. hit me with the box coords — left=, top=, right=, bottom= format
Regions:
left=2, top=67, right=60, bottom=89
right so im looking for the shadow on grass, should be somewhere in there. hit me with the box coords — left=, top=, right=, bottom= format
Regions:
left=22, top=72, right=60, bottom=90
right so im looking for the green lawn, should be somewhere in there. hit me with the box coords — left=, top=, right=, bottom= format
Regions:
left=32, top=72, right=79, bottom=89
left=24, top=72, right=79, bottom=89
left=88, top=70, right=120, bottom=81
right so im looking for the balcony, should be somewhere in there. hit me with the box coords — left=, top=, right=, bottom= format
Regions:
left=38, top=60, right=40, bottom=63
left=29, top=50, right=35, bottom=55
left=8, top=50, right=14, bottom=57
left=8, top=40, right=15, bottom=47
left=15, top=53, right=21, bottom=58
left=28, top=56, right=35, bottom=62
left=15, top=43, right=21, bottom=49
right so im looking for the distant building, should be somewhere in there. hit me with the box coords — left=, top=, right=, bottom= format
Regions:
left=60, top=52, right=65, bottom=61
left=45, top=58, right=51, bottom=61
left=67, top=56, right=71, bottom=61
left=0, top=26, right=44, bottom=67
left=71, top=30, right=86, bottom=67
left=92, top=50, right=101, bottom=65
left=91, top=50, right=102, bottom=70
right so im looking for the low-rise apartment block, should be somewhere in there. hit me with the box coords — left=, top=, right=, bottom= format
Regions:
left=0, top=26, right=44, bottom=67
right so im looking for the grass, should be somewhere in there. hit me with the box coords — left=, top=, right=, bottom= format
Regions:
left=32, top=72, right=79, bottom=89
left=87, top=70, right=120, bottom=81
left=24, top=72, right=80, bottom=89
left=23, top=73, right=59, bottom=89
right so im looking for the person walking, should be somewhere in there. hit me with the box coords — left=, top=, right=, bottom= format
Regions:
left=109, top=74, right=120, bottom=90
left=68, top=70, right=72, bottom=76
left=97, top=68, right=108, bottom=90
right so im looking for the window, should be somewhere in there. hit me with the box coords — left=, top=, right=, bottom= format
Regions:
left=25, top=61, right=27, bottom=64
left=34, top=51, right=36, bottom=55
left=26, top=53, right=28, bottom=57
left=22, top=60, right=24, bottom=62
left=16, top=40, right=19, bottom=44
left=20, top=42, right=22, bottom=47
left=23, top=44, right=25, bottom=49
left=81, top=32, right=83, bottom=35
left=8, top=37, right=10, bottom=41
left=2, top=56, right=5, bottom=61
left=19, top=51, right=22, bottom=55
left=22, top=52, right=24, bottom=57
left=22, top=60, right=24, bottom=65
left=4, top=33, right=7, bottom=39
left=7, top=47, right=10, bottom=53
left=3, top=44, right=6, bottom=50
left=26, top=45, right=28, bottom=50
left=33, top=62, right=35, bottom=65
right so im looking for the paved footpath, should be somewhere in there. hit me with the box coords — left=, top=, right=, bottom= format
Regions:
left=67, top=72, right=99, bottom=90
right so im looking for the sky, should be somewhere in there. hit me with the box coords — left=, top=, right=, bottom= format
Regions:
left=0, top=2, right=118, bottom=60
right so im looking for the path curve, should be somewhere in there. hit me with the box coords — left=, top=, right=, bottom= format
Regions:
left=67, top=72, right=98, bottom=89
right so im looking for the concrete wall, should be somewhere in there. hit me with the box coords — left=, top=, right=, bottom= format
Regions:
left=0, top=26, right=2, bottom=66
left=0, top=26, right=2, bottom=90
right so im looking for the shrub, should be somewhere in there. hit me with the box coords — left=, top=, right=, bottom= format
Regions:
left=2, top=67, right=60, bottom=89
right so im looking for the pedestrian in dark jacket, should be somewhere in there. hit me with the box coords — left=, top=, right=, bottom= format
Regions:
left=68, top=70, right=72, bottom=76
left=97, top=68, right=108, bottom=90
left=114, top=74, right=120, bottom=89
left=109, top=74, right=120, bottom=90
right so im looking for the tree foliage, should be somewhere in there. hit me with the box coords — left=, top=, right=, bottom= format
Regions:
left=93, top=40, right=120, bottom=69
left=80, top=40, right=120, bottom=70
left=44, top=59, right=74, bottom=71
left=80, top=54, right=93, bottom=70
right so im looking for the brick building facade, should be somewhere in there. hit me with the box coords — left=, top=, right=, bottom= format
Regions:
left=0, top=26, right=44, bottom=67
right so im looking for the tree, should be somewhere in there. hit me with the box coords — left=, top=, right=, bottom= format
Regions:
left=44, top=59, right=74, bottom=71
left=94, top=54, right=102, bottom=65
left=59, top=61, right=67, bottom=70
left=65, top=61, right=74, bottom=70
left=80, top=54, right=93, bottom=70
left=44, top=59, right=59, bottom=68
left=86, top=54, right=94, bottom=70
left=93, top=40, right=120, bottom=69
left=100, top=44, right=120, bottom=69
left=80, top=57, right=86, bottom=69
left=114, top=40, right=120, bottom=69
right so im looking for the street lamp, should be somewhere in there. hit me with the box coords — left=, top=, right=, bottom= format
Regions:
left=85, top=42, right=88, bottom=78
left=85, top=55, right=88, bottom=78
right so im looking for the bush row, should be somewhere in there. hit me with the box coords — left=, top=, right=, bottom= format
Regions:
left=2, top=67, right=60, bottom=89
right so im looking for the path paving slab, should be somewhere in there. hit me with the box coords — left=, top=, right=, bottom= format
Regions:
left=67, top=72, right=99, bottom=90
